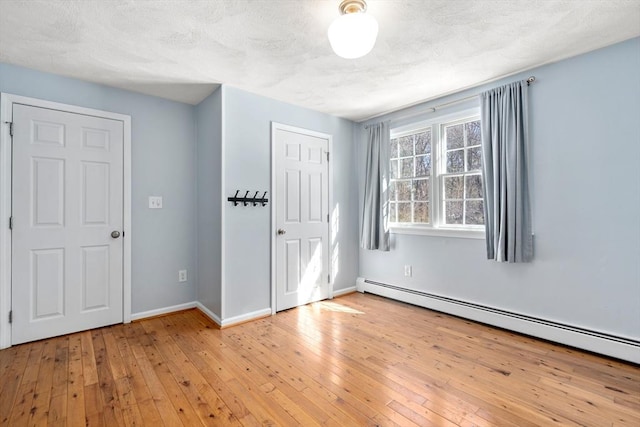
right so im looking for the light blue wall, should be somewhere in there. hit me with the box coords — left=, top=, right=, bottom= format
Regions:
left=223, top=86, right=358, bottom=319
left=359, top=38, right=640, bottom=339
left=195, top=87, right=223, bottom=316
left=0, top=63, right=198, bottom=314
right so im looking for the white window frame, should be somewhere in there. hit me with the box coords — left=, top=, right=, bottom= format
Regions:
left=388, top=108, right=485, bottom=239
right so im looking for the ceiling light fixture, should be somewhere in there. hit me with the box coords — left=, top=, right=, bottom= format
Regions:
left=328, top=0, right=378, bottom=59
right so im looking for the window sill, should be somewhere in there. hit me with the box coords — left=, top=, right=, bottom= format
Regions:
left=389, top=225, right=485, bottom=239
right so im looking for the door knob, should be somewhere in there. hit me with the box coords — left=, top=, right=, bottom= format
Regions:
left=111, top=230, right=121, bottom=239
left=277, top=229, right=286, bottom=235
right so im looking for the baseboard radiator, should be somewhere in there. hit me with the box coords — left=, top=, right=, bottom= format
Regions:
left=356, top=278, right=640, bottom=364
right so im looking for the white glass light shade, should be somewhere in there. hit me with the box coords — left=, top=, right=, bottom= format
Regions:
left=328, top=12, right=378, bottom=59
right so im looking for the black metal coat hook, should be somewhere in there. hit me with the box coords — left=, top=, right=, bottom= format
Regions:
left=229, top=190, right=240, bottom=206
left=227, top=190, right=269, bottom=207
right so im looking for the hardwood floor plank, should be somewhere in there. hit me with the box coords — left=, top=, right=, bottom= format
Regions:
left=134, top=354, right=185, bottom=427
left=151, top=333, right=241, bottom=425
left=191, top=321, right=344, bottom=425
left=102, top=330, right=128, bottom=380
left=186, top=351, right=263, bottom=427
left=135, top=327, right=207, bottom=426
left=44, top=338, right=70, bottom=427
left=113, top=324, right=165, bottom=427
left=211, top=342, right=304, bottom=425
left=66, top=334, right=86, bottom=427
left=83, top=383, right=105, bottom=427
left=0, top=345, right=19, bottom=378
left=1, top=293, right=638, bottom=426
left=47, top=392, right=67, bottom=427
left=91, top=330, right=126, bottom=427
left=0, top=342, right=30, bottom=424
left=215, top=331, right=346, bottom=425
left=7, top=340, right=46, bottom=426
left=81, top=331, right=99, bottom=386
left=27, top=336, right=60, bottom=425
left=217, top=328, right=373, bottom=425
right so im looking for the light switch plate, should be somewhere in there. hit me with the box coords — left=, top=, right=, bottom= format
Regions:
left=149, top=196, right=163, bottom=209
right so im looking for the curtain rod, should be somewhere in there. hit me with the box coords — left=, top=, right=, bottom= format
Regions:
left=364, top=76, right=536, bottom=127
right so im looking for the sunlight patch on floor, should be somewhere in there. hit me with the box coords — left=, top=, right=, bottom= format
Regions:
left=316, top=300, right=365, bottom=314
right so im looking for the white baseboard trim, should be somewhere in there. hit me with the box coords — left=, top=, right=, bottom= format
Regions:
left=333, top=286, right=357, bottom=297
left=218, top=307, right=272, bottom=328
left=196, top=302, right=222, bottom=327
left=357, top=277, right=640, bottom=364
left=131, top=301, right=197, bottom=321
left=130, top=303, right=271, bottom=329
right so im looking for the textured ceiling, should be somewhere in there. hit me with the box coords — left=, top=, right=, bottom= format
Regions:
left=0, top=0, right=639, bottom=121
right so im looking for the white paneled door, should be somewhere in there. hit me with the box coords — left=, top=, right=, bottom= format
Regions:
left=11, top=104, right=124, bottom=345
left=274, top=126, right=330, bottom=312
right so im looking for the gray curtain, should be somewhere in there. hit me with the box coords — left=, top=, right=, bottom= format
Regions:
left=360, top=122, right=390, bottom=251
left=480, top=80, right=533, bottom=262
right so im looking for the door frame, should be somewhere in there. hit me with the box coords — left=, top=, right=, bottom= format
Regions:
left=0, top=93, right=132, bottom=349
left=270, top=122, right=333, bottom=315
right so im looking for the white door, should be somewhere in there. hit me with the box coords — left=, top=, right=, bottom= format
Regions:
left=11, top=104, right=124, bottom=345
left=274, top=125, right=330, bottom=312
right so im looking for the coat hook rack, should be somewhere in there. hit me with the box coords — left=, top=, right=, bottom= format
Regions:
left=227, top=190, right=269, bottom=207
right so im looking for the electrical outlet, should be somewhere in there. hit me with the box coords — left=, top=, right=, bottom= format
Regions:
left=149, top=196, right=163, bottom=209
left=404, top=265, right=412, bottom=277
left=178, top=269, right=187, bottom=283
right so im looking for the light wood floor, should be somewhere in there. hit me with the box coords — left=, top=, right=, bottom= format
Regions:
left=1, top=293, right=638, bottom=426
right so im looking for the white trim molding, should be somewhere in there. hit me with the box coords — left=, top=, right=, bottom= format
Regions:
left=357, top=277, right=640, bottom=364
left=390, top=225, right=485, bottom=239
left=220, top=307, right=271, bottom=328
left=0, top=95, right=13, bottom=349
left=0, top=93, right=132, bottom=349
left=122, top=113, right=132, bottom=323
left=196, top=302, right=223, bottom=327
left=220, top=86, right=227, bottom=321
left=332, top=286, right=357, bottom=297
left=196, top=303, right=270, bottom=329
left=131, top=301, right=197, bottom=321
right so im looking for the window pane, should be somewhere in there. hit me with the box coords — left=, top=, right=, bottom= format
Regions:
left=397, top=203, right=411, bottom=222
left=446, top=124, right=464, bottom=149
left=413, top=178, right=429, bottom=201
left=467, top=146, right=482, bottom=171
left=389, top=202, right=397, bottom=222
left=465, top=175, right=483, bottom=198
left=466, top=200, right=484, bottom=225
left=415, top=130, right=431, bottom=154
left=390, top=160, right=398, bottom=179
left=397, top=181, right=412, bottom=201
left=446, top=149, right=464, bottom=173
left=399, top=135, right=413, bottom=157
left=414, top=202, right=429, bottom=223
left=388, top=181, right=397, bottom=201
left=415, top=154, right=431, bottom=177
left=465, top=120, right=481, bottom=146
left=445, top=201, right=464, bottom=224
left=400, top=158, right=414, bottom=178
left=390, top=138, right=399, bottom=159
left=444, top=176, right=463, bottom=199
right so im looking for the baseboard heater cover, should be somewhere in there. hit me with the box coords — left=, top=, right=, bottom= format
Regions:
left=357, top=278, right=640, bottom=364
